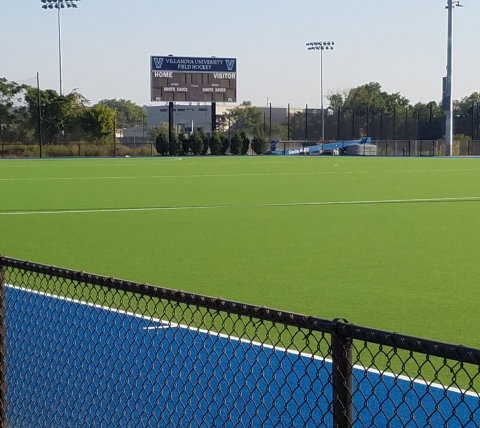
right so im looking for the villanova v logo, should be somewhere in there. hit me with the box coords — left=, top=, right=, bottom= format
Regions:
left=153, top=58, right=164, bottom=69
left=225, top=60, right=235, bottom=71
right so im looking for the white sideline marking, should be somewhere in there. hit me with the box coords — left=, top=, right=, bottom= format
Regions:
left=143, top=325, right=170, bottom=330
left=1, top=168, right=480, bottom=182
left=0, top=171, right=356, bottom=181
left=5, top=284, right=479, bottom=399
left=5, top=284, right=171, bottom=329
left=1, top=196, right=480, bottom=216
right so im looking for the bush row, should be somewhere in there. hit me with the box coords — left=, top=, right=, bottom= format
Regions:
left=0, top=143, right=158, bottom=159
left=155, top=130, right=269, bottom=157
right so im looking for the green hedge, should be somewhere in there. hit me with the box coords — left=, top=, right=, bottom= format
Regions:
left=0, top=143, right=158, bottom=158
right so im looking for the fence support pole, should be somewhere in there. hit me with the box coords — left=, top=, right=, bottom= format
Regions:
left=113, top=114, right=117, bottom=157
left=337, top=109, right=341, bottom=140
left=168, top=102, right=174, bottom=148
left=352, top=108, right=355, bottom=140
left=305, top=104, right=308, bottom=141
left=405, top=108, right=409, bottom=140
left=287, top=104, right=290, bottom=141
left=332, top=321, right=353, bottom=428
left=211, top=102, right=217, bottom=134
left=0, top=263, right=7, bottom=428
left=366, top=108, right=370, bottom=138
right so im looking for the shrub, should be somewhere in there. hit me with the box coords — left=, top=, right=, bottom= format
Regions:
left=220, top=136, right=230, bottom=155
left=209, top=131, right=221, bottom=155
left=230, top=131, right=243, bottom=155
left=179, top=131, right=189, bottom=155
left=240, top=132, right=251, bottom=155
left=155, top=131, right=169, bottom=156
left=200, top=130, right=209, bottom=155
left=189, top=129, right=203, bottom=155
left=168, top=133, right=181, bottom=156
left=251, top=135, right=268, bottom=155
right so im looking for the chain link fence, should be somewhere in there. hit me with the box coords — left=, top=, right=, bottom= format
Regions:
left=0, top=256, right=479, bottom=427
left=0, top=140, right=158, bottom=159
left=373, top=140, right=480, bottom=157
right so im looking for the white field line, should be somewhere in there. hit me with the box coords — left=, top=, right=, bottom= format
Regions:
left=0, top=159, right=340, bottom=169
left=1, top=196, right=480, bottom=216
left=5, top=284, right=479, bottom=398
left=0, top=171, right=358, bottom=181
left=1, top=168, right=480, bottom=182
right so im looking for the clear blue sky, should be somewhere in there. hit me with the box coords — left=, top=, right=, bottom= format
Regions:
left=2, top=0, right=478, bottom=108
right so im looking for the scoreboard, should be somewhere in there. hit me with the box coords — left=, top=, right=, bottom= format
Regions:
left=150, top=56, right=237, bottom=103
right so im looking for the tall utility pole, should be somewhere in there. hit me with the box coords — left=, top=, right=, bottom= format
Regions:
left=41, top=0, right=80, bottom=96
left=306, top=41, right=334, bottom=141
left=444, top=0, right=464, bottom=156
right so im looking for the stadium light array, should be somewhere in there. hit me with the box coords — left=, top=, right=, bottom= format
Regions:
left=444, top=0, right=464, bottom=156
left=306, top=41, right=335, bottom=141
left=40, top=0, right=81, bottom=96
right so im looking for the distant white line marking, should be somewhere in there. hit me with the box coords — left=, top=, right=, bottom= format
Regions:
left=1, top=168, right=480, bottom=182
left=0, top=171, right=356, bottom=181
left=1, top=196, right=479, bottom=216
left=6, top=284, right=479, bottom=398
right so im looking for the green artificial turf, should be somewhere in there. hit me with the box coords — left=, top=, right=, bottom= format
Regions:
left=1, top=156, right=480, bottom=348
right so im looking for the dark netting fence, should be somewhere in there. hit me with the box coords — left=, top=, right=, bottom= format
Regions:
left=0, top=256, right=479, bottom=427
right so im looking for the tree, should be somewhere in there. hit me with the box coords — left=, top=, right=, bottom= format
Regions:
left=455, top=92, right=480, bottom=116
left=24, top=87, right=88, bottom=142
left=189, top=129, right=203, bottom=155
left=168, top=132, right=181, bottom=156
left=327, top=90, right=349, bottom=111
left=78, top=104, right=115, bottom=142
left=199, top=129, right=209, bottom=155
left=251, top=135, right=268, bottom=155
left=230, top=131, right=243, bottom=155
left=0, top=78, right=32, bottom=143
left=220, top=135, right=230, bottom=155
left=217, top=104, right=263, bottom=135
left=332, top=82, right=410, bottom=115
left=209, top=131, right=221, bottom=155
left=0, top=78, right=24, bottom=129
left=240, top=131, right=250, bottom=155
left=98, top=99, right=145, bottom=129
left=155, top=129, right=169, bottom=155
left=178, top=130, right=189, bottom=155
left=269, top=123, right=288, bottom=140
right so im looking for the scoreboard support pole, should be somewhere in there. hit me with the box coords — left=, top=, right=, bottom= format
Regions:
left=168, top=102, right=174, bottom=144
left=211, top=102, right=217, bottom=133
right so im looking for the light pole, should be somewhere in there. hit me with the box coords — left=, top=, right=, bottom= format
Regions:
left=41, top=0, right=80, bottom=96
left=307, top=41, right=334, bottom=141
left=444, top=1, right=464, bottom=156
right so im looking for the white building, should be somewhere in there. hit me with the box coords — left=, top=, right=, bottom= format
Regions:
left=146, top=104, right=234, bottom=135
left=145, top=104, right=314, bottom=136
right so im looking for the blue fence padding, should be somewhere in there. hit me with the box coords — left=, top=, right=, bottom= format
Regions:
left=270, top=138, right=372, bottom=156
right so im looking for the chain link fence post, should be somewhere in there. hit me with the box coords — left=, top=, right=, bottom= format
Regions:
left=0, top=261, right=7, bottom=428
left=332, top=320, right=353, bottom=428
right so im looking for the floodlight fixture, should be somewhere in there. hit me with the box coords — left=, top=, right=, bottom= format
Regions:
left=306, top=41, right=335, bottom=140
left=40, top=0, right=81, bottom=95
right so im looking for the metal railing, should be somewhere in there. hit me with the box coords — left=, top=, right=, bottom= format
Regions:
left=0, top=256, right=479, bottom=427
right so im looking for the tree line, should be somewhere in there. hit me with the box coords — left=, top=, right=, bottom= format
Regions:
left=0, top=77, right=148, bottom=145
left=1, top=76, right=479, bottom=147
